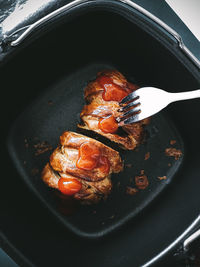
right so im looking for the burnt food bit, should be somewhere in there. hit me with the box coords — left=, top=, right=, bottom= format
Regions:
left=158, top=176, right=167, bottom=180
left=48, top=100, right=53, bottom=105
left=125, top=163, right=132, bottom=168
left=140, top=170, right=145, bottom=175
left=165, top=148, right=182, bottom=160
left=170, top=140, right=176, bottom=145
left=135, top=174, right=149, bottom=190
left=34, top=141, right=53, bottom=156
left=126, top=186, right=138, bottom=195
left=144, top=152, right=150, bottom=160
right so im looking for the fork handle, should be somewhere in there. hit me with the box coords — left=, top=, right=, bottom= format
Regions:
left=170, top=89, right=200, bottom=102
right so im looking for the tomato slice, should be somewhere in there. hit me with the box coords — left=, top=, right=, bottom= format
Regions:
left=76, top=142, right=100, bottom=170
left=58, top=177, right=82, bottom=195
left=76, top=157, right=97, bottom=170
left=97, top=76, right=130, bottom=102
left=78, top=142, right=100, bottom=159
left=76, top=142, right=111, bottom=173
left=98, top=115, right=118, bottom=133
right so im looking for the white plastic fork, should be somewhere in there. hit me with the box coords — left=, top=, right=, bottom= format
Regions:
left=117, top=87, right=200, bottom=126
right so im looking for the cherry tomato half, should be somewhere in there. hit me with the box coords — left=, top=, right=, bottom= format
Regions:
left=58, top=177, right=82, bottom=195
left=97, top=76, right=130, bottom=102
left=98, top=115, right=118, bottom=133
left=76, top=142, right=100, bottom=170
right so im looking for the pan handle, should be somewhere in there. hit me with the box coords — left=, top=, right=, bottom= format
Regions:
left=174, top=225, right=200, bottom=265
left=1, top=0, right=200, bottom=69
left=175, top=222, right=200, bottom=264
left=183, top=228, right=200, bottom=251
left=143, top=217, right=200, bottom=266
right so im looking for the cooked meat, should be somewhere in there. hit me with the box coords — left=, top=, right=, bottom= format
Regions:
left=59, top=131, right=123, bottom=174
left=41, top=131, right=123, bottom=204
left=42, top=162, right=60, bottom=189
left=78, top=70, right=150, bottom=150
left=41, top=71, right=151, bottom=204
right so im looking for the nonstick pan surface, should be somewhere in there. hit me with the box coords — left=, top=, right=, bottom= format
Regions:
left=8, top=62, right=184, bottom=238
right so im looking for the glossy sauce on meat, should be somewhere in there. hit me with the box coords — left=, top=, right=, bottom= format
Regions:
left=42, top=131, right=123, bottom=204
left=76, top=141, right=110, bottom=174
left=96, top=75, right=130, bottom=134
left=96, top=75, right=135, bottom=134
left=58, top=177, right=82, bottom=195
left=98, top=115, right=118, bottom=133
left=79, top=70, right=150, bottom=150
left=76, top=142, right=100, bottom=170
left=97, top=75, right=131, bottom=102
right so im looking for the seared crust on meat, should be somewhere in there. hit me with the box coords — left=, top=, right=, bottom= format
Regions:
left=41, top=131, right=123, bottom=204
left=42, top=163, right=59, bottom=189
left=78, top=116, right=138, bottom=150
left=84, top=70, right=128, bottom=101
left=59, top=131, right=123, bottom=174
left=79, top=70, right=150, bottom=150
left=42, top=162, right=112, bottom=204
left=75, top=176, right=112, bottom=204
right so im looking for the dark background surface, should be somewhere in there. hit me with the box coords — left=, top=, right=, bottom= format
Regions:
left=1, top=1, right=200, bottom=267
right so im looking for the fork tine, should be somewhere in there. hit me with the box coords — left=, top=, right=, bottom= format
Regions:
left=120, top=106, right=141, bottom=120
left=120, top=91, right=138, bottom=104
left=119, top=98, right=140, bottom=112
left=119, top=114, right=140, bottom=126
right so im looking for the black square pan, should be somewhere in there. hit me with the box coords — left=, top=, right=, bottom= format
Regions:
left=7, top=62, right=184, bottom=238
left=1, top=1, right=200, bottom=266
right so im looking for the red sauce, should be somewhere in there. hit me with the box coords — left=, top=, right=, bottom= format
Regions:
left=76, top=142, right=100, bottom=170
left=96, top=76, right=139, bottom=133
left=98, top=115, right=118, bottom=133
left=76, top=142, right=110, bottom=174
left=58, top=177, right=82, bottom=195
left=97, top=76, right=131, bottom=102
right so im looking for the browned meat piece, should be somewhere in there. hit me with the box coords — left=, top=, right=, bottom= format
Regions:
left=41, top=131, right=123, bottom=204
left=42, top=163, right=60, bottom=189
left=78, top=70, right=150, bottom=150
left=42, top=162, right=112, bottom=204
